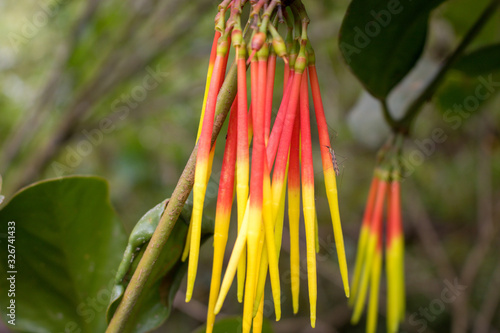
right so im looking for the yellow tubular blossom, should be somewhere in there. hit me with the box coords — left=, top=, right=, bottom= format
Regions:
left=214, top=200, right=250, bottom=314
left=367, top=248, right=382, bottom=333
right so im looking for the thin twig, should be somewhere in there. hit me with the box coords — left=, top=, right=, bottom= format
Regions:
left=452, top=114, right=498, bottom=333
left=397, top=0, right=500, bottom=132
left=106, top=63, right=237, bottom=333
left=473, top=263, right=500, bottom=333
left=380, top=100, right=399, bottom=133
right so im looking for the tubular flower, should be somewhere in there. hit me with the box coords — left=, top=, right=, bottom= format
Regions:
left=350, top=135, right=406, bottom=333
left=185, top=1, right=349, bottom=332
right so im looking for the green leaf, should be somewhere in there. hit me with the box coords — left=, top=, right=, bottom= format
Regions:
left=452, top=44, right=500, bottom=76
left=0, top=176, right=127, bottom=333
left=435, top=70, right=500, bottom=118
left=106, top=200, right=214, bottom=333
left=193, top=316, right=274, bottom=333
left=339, top=0, right=446, bottom=99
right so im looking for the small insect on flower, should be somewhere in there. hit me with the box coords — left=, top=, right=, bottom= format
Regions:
left=324, top=145, right=340, bottom=177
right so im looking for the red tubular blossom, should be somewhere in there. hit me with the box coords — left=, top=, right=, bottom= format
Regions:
left=370, top=179, right=387, bottom=235
left=308, top=61, right=349, bottom=297
left=362, top=177, right=379, bottom=228
left=264, top=51, right=276, bottom=145
left=351, top=175, right=388, bottom=323
left=254, top=44, right=282, bottom=319
left=387, top=181, right=402, bottom=243
left=299, top=71, right=318, bottom=327
left=183, top=4, right=354, bottom=332
left=187, top=36, right=229, bottom=301
left=386, top=179, right=405, bottom=332
left=241, top=47, right=267, bottom=333
left=287, top=106, right=301, bottom=314
left=284, top=62, right=290, bottom=89
left=270, top=67, right=302, bottom=206
left=349, top=175, right=379, bottom=305
left=196, top=31, right=221, bottom=141
left=235, top=43, right=249, bottom=303
left=267, top=72, right=294, bottom=168
left=206, top=100, right=238, bottom=333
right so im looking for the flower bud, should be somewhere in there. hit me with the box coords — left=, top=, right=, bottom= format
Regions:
left=251, top=32, right=266, bottom=51
left=272, top=35, right=287, bottom=59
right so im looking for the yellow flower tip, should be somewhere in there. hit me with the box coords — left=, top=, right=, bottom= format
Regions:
left=292, top=300, right=299, bottom=314
left=310, top=314, right=316, bottom=328
left=275, top=305, right=281, bottom=321
left=351, top=300, right=365, bottom=325
left=350, top=312, right=361, bottom=325
left=181, top=219, right=193, bottom=262
left=186, top=265, right=198, bottom=303
left=345, top=286, right=350, bottom=298
left=271, top=286, right=281, bottom=320
left=347, top=295, right=355, bottom=307
left=214, top=299, right=223, bottom=315
left=237, top=247, right=246, bottom=303
left=185, top=291, right=192, bottom=303
left=253, top=298, right=265, bottom=333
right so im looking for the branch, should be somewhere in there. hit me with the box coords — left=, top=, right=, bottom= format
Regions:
left=381, top=100, right=400, bottom=133
left=397, top=0, right=500, bottom=131
left=473, top=263, right=500, bottom=333
left=106, top=63, right=237, bottom=333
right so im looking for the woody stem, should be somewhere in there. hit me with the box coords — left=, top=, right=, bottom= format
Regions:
left=106, top=63, right=237, bottom=333
left=395, top=0, right=500, bottom=134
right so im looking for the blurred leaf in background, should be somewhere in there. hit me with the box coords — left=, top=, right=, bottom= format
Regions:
left=0, top=0, right=499, bottom=332
left=0, top=177, right=126, bottom=333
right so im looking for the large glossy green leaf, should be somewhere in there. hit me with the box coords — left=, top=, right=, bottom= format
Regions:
left=193, top=316, right=274, bottom=333
left=0, top=176, right=127, bottom=333
left=106, top=200, right=214, bottom=333
left=452, top=44, right=500, bottom=76
left=339, top=0, right=446, bottom=99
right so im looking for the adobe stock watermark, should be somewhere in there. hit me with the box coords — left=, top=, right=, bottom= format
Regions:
left=409, top=278, right=467, bottom=333
left=401, top=74, right=500, bottom=179
left=259, top=233, right=340, bottom=320
left=8, top=0, right=66, bottom=53
left=58, top=271, right=118, bottom=333
left=51, top=65, right=169, bottom=177
left=339, top=0, right=404, bottom=64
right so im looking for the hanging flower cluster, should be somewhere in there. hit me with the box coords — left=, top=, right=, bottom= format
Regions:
left=181, top=1, right=349, bottom=332
left=350, top=135, right=405, bottom=333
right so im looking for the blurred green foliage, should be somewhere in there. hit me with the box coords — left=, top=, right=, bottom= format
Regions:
left=1, top=0, right=499, bottom=332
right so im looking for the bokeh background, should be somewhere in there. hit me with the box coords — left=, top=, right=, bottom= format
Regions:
left=1, top=0, right=499, bottom=332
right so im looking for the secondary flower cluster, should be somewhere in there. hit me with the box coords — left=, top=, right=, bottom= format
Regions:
left=350, top=136, right=406, bottom=333
left=181, top=1, right=349, bottom=332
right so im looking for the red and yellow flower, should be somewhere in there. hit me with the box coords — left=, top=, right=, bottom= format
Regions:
left=183, top=1, right=349, bottom=332
left=350, top=136, right=406, bottom=333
